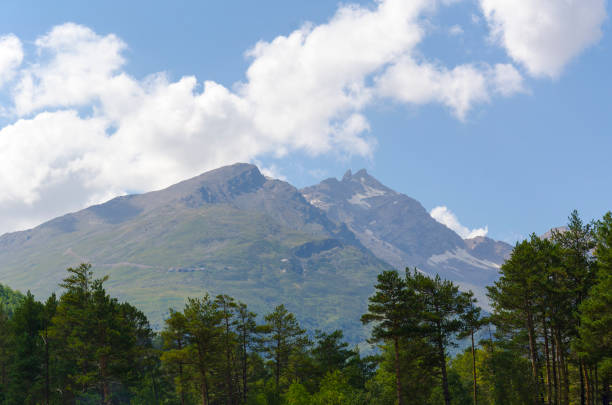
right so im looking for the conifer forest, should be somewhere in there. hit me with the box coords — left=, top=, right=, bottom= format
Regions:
left=0, top=210, right=610, bottom=405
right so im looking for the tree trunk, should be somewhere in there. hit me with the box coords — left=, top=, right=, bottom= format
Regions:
left=178, top=339, right=186, bottom=405
left=224, top=315, right=233, bottom=405
left=555, top=329, right=569, bottom=405
left=580, top=360, right=586, bottom=405
left=437, top=331, right=451, bottom=405
left=101, top=356, right=110, bottom=405
left=44, top=330, right=50, bottom=405
left=275, top=333, right=281, bottom=399
left=594, top=365, right=598, bottom=405
left=603, top=375, right=610, bottom=405
left=471, top=329, right=478, bottom=405
left=585, top=365, right=592, bottom=405
left=179, top=362, right=186, bottom=405
left=544, top=321, right=552, bottom=405
left=393, top=336, right=404, bottom=405
left=526, top=309, right=541, bottom=404
left=551, top=332, right=559, bottom=405
left=201, top=374, right=209, bottom=405
left=242, top=335, right=248, bottom=404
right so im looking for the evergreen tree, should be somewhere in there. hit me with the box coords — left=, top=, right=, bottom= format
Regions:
left=6, top=291, right=45, bottom=405
left=408, top=270, right=472, bottom=405
left=161, top=309, right=191, bottom=405
left=487, top=237, right=544, bottom=403
left=215, top=294, right=239, bottom=405
left=361, top=270, right=414, bottom=405
left=575, top=212, right=612, bottom=405
left=49, top=263, right=153, bottom=403
left=235, top=301, right=258, bottom=404
left=312, top=330, right=354, bottom=380
left=0, top=305, right=10, bottom=402
left=457, top=292, right=483, bottom=405
left=261, top=304, right=309, bottom=401
left=183, top=295, right=223, bottom=405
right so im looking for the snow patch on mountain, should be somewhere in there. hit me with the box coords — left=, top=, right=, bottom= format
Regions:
left=427, top=248, right=501, bottom=270
left=347, top=183, right=388, bottom=208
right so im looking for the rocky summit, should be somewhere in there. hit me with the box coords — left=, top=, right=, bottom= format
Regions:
left=301, top=169, right=511, bottom=307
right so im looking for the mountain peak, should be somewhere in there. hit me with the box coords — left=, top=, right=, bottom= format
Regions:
left=341, top=168, right=369, bottom=182
left=354, top=168, right=368, bottom=177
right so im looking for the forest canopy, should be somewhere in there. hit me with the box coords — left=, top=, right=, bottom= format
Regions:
left=0, top=210, right=610, bottom=404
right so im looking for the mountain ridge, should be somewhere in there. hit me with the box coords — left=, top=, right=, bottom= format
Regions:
left=0, top=163, right=510, bottom=340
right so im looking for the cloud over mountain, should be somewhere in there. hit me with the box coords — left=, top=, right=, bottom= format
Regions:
left=0, top=0, right=604, bottom=235
left=430, top=206, right=488, bottom=239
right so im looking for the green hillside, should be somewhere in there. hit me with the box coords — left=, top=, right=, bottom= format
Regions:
left=0, top=164, right=388, bottom=341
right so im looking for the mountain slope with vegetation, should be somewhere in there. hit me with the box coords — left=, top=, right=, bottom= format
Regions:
left=0, top=164, right=387, bottom=339
left=0, top=210, right=608, bottom=404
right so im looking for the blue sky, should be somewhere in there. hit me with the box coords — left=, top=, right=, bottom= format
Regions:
left=0, top=0, right=610, bottom=243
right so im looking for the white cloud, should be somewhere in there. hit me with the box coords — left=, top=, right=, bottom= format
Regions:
left=13, top=23, right=127, bottom=115
left=376, top=59, right=524, bottom=120
left=449, top=25, right=464, bottom=36
left=0, top=0, right=541, bottom=234
left=430, top=206, right=489, bottom=239
left=480, top=0, right=607, bottom=78
left=491, top=63, right=525, bottom=96
left=0, top=34, right=23, bottom=88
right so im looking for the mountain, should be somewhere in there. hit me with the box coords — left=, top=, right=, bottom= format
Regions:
left=0, top=163, right=512, bottom=341
left=301, top=169, right=512, bottom=306
left=0, top=163, right=388, bottom=341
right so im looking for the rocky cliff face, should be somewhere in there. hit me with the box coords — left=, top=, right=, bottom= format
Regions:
left=301, top=169, right=512, bottom=307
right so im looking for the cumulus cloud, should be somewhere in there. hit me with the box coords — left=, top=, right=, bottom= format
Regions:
left=430, top=206, right=488, bottom=239
left=449, top=25, right=464, bottom=36
left=0, top=0, right=548, bottom=234
left=377, top=59, right=523, bottom=120
left=480, top=0, right=607, bottom=78
left=0, top=34, right=23, bottom=88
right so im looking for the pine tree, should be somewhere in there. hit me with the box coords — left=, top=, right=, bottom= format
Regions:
left=161, top=309, right=191, bottom=405
left=458, top=292, right=483, bottom=405
left=235, top=301, right=258, bottom=404
left=6, top=291, right=45, bottom=405
left=261, top=304, right=309, bottom=401
left=361, top=270, right=415, bottom=405
left=49, top=264, right=153, bottom=403
left=408, top=270, right=471, bottom=405
left=183, top=295, right=223, bottom=405
left=214, top=294, right=238, bottom=405
left=487, top=237, right=544, bottom=404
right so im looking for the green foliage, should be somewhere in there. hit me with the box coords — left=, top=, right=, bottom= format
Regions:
left=0, top=283, right=23, bottom=317
left=48, top=263, right=154, bottom=403
left=260, top=304, right=310, bottom=398
left=1, top=209, right=610, bottom=404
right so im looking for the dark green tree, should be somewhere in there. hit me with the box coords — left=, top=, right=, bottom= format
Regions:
left=215, top=294, right=238, bottom=405
left=408, top=270, right=471, bottom=405
left=312, top=330, right=354, bottom=380
left=361, top=270, right=414, bottom=405
left=49, top=263, right=153, bottom=404
left=261, top=304, right=309, bottom=401
left=235, top=301, right=258, bottom=404
left=6, top=291, right=45, bottom=405
left=183, top=295, right=223, bottom=405
left=161, top=309, right=191, bottom=405
left=457, top=292, right=483, bottom=405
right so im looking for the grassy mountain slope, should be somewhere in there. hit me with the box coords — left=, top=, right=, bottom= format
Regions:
left=0, top=164, right=388, bottom=341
